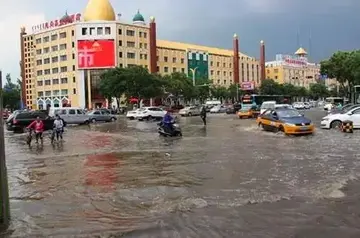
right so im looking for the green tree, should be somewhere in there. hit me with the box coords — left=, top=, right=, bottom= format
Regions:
left=193, top=77, right=211, bottom=103
left=162, top=72, right=194, bottom=102
left=228, top=84, right=242, bottom=102
left=2, top=74, right=21, bottom=110
left=281, top=83, right=298, bottom=97
left=210, top=86, right=229, bottom=103
left=259, top=79, right=282, bottom=95
left=99, top=67, right=127, bottom=107
left=309, top=83, right=329, bottom=100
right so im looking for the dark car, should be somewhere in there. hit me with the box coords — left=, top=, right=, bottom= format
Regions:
left=226, top=103, right=242, bottom=114
left=6, top=111, right=54, bottom=133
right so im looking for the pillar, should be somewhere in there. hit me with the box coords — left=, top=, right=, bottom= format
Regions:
left=260, top=40, right=266, bottom=81
left=149, top=16, right=157, bottom=74
left=0, top=71, right=10, bottom=230
left=233, top=34, right=240, bottom=84
left=20, top=27, right=27, bottom=108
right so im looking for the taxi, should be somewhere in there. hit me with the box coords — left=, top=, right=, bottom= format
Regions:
left=256, top=108, right=314, bottom=135
left=238, top=105, right=259, bottom=119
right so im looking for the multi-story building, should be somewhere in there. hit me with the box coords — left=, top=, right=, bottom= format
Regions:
left=265, top=48, right=321, bottom=89
left=20, top=0, right=265, bottom=109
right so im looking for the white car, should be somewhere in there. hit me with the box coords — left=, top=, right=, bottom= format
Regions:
left=304, top=102, right=311, bottom=109
left=135, top=107, right=166, bottom=120
left=210, top=105, right=227, bottom=113
left=126, top=109, right=141, bottom=120
left=324, top=103, right=333, bottom=111
left=179, top=106, right=201, bottom=116
left=293, top=102, right=305, bottom=110
left=321, top=106, right=360, bottom=129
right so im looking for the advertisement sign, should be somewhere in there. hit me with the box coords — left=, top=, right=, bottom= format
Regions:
left=32, top=13, right=81, bottom=33
left=241, top=82, right=255, bottom=91
left=276, top=54, right=308, bottom=67
left=77, top=40, right=115, bottom=69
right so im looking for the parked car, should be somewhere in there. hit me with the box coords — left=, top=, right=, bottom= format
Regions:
left=179, top=106, right=201, bottom=116
left=321, top=106, right=360, bottom=129
left=293, top=102, right=305, bottom=110
left=51, top=107, right=90, bottom=125
left=303, top=102, right=311, bottom=109
left=87, top=110, right=117, bottom=123
left=126, top=109, right=142, bottom=120
left=6, top=110, right=54, bottom=133
left=226, top=103, right=242, bottom=114
left=210, top=105, right=227, bottom=113
left=135, top=107, right=167, bottom=121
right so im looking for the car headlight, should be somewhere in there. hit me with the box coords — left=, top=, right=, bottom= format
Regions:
left=322, top=118, right=329, bottom=121
left=284, top=123, right=296, bottom=126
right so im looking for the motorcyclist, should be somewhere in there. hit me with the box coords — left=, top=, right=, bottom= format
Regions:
left=162, top=111, right=174, bottom=133
left=53, top=114, right=64, bottom=141
left=27, top=116, right=44, bottom=144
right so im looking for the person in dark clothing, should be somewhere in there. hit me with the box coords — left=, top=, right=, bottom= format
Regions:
left=200, top=106, right=207, bottom=125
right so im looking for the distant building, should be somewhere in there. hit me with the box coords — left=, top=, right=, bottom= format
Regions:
left=265, top=47, right=321, bottom=89
left=20, top=0, right=265, bottom=109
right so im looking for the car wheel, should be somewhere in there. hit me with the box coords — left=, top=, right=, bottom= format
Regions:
left=188, top=112, right=192, bottom=117
left=147, top=115, right=152, bottom=121
left=84, top=120, right=90, bottom=125
left=91, top=118, right=96, bottom=123
left=111, top=117, right=116, bottom=122
left=278, top=125, right=284, bottom=133
left=330, top=120, right=341, bottom=129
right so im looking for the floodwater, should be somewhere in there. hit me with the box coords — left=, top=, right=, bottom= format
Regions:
left=2, top=109, right=360, bottom=237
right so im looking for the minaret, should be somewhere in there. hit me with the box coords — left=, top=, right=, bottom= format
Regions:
left=149, top=16, right=157, bottom=73
left=233, top=34, right=239, bottom=84
left=20, top=27, right=27, bottom=108
left=260, top=40, right=266, bottom=81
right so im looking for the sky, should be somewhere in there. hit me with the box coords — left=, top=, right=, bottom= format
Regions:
left=1, top=0, right=359, bottom=84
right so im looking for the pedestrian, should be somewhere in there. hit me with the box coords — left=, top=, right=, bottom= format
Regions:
left=26, top=116, right=44, bottom=144
left=200, top=105, right=207, bottom=126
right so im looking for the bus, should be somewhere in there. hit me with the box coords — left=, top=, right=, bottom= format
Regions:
left=237, top=94, right=291, bottom=119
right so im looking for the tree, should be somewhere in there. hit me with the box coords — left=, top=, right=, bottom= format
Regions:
left=2, top=74, right=21, bottom=110
left=193, top=77, right=211, bottom=103
left=210, top=86, right=229, bottom=103
left=228, top=84, right=242, bottom=102
left=309, top=83, right=329, bottom=100
left=259, top=79, right=282, bottom=95
left=99, top=67, right=127, bottom=108
left=162, top=72, right=194, bottom=103
left=281, top=83, right=298, bottom=97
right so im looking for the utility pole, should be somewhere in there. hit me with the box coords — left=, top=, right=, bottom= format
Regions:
left=190, top=67, right=198, bottom=86
left=0, top=70, right=10, bottom=230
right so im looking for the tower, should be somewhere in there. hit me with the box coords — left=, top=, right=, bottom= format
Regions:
left=149, top=16, right=157, bottom=73
left=260, top=40, right=266, bottom=81
left=233, top=34, right=240, bottom=84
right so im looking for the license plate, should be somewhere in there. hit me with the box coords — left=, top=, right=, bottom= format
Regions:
left=299, top=126, right=309, bottom=131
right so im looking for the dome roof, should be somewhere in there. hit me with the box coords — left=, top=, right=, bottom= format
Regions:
left=61, top=11, right=72, bottom=22
left=295, top=47, right=307, bottom=55
left=133, top=10, right=145, bottom=22
left=83, top=0, right=116, bottom=22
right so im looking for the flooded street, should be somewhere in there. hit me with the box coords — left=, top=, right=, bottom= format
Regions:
left=3, top=109, right=360, bottom=237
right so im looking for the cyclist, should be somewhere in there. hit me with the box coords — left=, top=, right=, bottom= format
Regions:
left=26, top=116, right=44, bottom=144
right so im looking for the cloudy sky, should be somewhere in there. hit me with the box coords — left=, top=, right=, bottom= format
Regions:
left=1, top=0, right=359, bottom=83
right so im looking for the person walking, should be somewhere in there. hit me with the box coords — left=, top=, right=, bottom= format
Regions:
left=26, top=116, right=44, bottom=144
left=200, top=106, right=207, bottom=126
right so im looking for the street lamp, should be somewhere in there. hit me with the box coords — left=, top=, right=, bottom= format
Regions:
left=189, top=67, right=198, bottom=86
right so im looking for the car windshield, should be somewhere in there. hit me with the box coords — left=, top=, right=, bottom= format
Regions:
left=261, top=103, right=275, bottom=109
left=277, top=109, right=302, bottom=118
left=341, top=105, right=360, bottom=113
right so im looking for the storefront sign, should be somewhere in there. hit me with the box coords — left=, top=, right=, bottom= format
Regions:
left=241, top=82, right=255, bottom=90
left=31, top=13, right=81, bottom=33
left=77, top=40, right=115, bottom=69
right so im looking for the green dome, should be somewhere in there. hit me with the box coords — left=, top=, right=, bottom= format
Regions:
left=133, top=10, right=145, bottom=22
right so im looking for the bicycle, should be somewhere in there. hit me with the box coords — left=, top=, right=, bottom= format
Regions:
left=51, top=127, right=63, bottom=144
left=26, top=128, right=33, bottom=145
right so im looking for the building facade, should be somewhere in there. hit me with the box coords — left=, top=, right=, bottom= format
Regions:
left=265, top=48, right=321, bottom=89
left=20, top=0, right=265, bottom=109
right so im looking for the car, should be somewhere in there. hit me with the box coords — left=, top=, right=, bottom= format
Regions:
left=50, top=107, right=90, bottom=125
left=6, top=110, right=54, bottom=133
left=126, top=109, right=141, bottom=120
left=135, top=107, right=167, bottom=121
left=303, top=102, right=311, bottom=109
left=226, top=103, right=242, bottom=114
left=256, top=108, right=314, bottom=135
left=179, top=106, right=201, bottom=117
left=321, top=106, right=360, bottom=129
left=293, top=102, right=305, bottom=110
left=87, top=110, right=117, bottom=123
left=323, top=103, right=333, bottom=111
left=275, top=104, right=294, bottom=110
left=260, top=101, right=276, bottom=114
left=210, top=105, right=227, bottom=113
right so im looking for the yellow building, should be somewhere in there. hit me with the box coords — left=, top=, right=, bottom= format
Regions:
left=20, top=0, right=262, bottom=109
left=265, top=48, right=321, bottom=89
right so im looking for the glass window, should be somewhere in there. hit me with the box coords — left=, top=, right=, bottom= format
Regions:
left=68, top=109, right=76, bottom=115
left=105, top=27, right=111, bottom=35
left=94, top=111, right=101, bottom=115
left=76, top=110, right=83, bottom=115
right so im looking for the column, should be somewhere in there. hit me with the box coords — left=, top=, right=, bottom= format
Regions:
left=149, top=16, right=157, bottom=74
left=260, top=40, right=266, bottom=81
left=233, top=34, right=240, bottom=84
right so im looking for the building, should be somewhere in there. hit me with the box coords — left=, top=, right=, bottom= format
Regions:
left=265, top=47, right=321, bottom=89
left=20, top=0, right=265, bottom=109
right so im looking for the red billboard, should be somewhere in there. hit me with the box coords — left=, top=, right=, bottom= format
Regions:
left=77, top=40, right=115, bottom=69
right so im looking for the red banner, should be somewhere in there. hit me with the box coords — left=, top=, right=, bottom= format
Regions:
left=77, top=40, right=115, bottom=69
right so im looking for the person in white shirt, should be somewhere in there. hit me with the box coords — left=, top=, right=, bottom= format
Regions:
left=53, top=114, right=64, bottom=141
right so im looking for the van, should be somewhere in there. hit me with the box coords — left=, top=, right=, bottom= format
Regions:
left=260, top=101, right=276, bottom=114
left=49, top=107, right=90, bottom=125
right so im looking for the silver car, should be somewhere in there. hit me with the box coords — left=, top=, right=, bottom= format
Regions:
left=87, top=110, right=117, bottom=123
left=179, top=106, right=201, bottom=116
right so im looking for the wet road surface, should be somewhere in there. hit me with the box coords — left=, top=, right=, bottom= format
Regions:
left=3, top=109, right=360, bottom=237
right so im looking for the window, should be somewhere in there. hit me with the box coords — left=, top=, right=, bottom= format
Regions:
left=181, top=68, right=185, bottom=73
left=126, top=30, right=135, bottom=36
left=52, top=68, right=59, bottom=74
left=60, top=66, right=67, bottom=72
left=43, top=36, right=49, bottom=42
left=105, top=27, right=111, bottom=34
left=52, top=56, right=58, bottom=63
left=51, top=34, right=58, bottom=41
left=119, top=40, right=122, bottom=46
left=37, top=70, right=42, bottom=76
left=61, top=77, right=68, bottom=84
left=274, top=69, right=279, bottom=73
left=71, top=30, right=74, bottom=36
left=44, top=58, right=50, bottom=64
left=73, top=88, right=76, bottom=94
left=36, top=49, right=42, bottom=55
left=45, top=80, right=51, bottom=85
left=217, top=62, right=220, bottom=67
left=143, top=32, right=147, bottom=38
left=164, top=56, right=168, bottom=62
left=82, top=28, right=87, bottom=35
left=181, top=58, right=184, bottom=64
left=72, top=53, right=75, bottom=59
left=94, top=111, right=101, bottom=115
left=127, top=41, right=135, bottom=47
left=223, top=63, right=226, bottom=67
left=69, top=109, right=76, bottom=115
left=52, top=78, right=59, bottom=84
left=36, top=38, right=41, bottom=44
left=59, top=32, right=66, bottom=38
left=173, top=68, right=176, bottom=72
left=60, top=55, right=67, bottom=61
left=61, top=89, right=68, bottom=95
left=59, top=44, right=66, bottom=50
left=37, top=92, right=43, bottom=97
left=36, top=60, right=42, bottom=65
left=76, top=109, right=83, bottom=115
left=37, top=81, right=43, bottom=86
left=55, top=109, right=66, bottom=115
left=119, top=52, right=123, bottom=58
left=127, top=52, right=135, bottom=59
left=44, top=47, right=50, bottom=53
left=44, top=69, right=50, bottom=75
left=97, top=27, right=103, bottom=35
left=164, top=67, right=169, bottom=72
left=172, top=57, right=176, bottom=63
left=139, top=32, right=142, bottom=37
left=223, top=71, right=226, bottom=76
left=144, top=43, right=147, bottom=49
left=118, top=29, right=122, bottom=35
left=89, top=27, right=95, bottom=35
left=210, top=70, right=214, bottom=75
left=73, top=76, right=76, bottom=83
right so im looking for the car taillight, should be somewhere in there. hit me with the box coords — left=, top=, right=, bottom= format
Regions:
left=13, top=119, right=18, bottom=124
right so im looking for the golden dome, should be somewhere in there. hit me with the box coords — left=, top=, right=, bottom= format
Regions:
left=83, top=0, right=116, bottom=22
left=295, top=47, right=307, bottom=55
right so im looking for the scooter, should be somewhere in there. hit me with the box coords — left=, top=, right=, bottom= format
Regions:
left=158, top=121, right=182, bottom=137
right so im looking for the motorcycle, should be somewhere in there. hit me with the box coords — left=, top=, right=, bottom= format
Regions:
left=157, top=121, right=182, bottom=137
